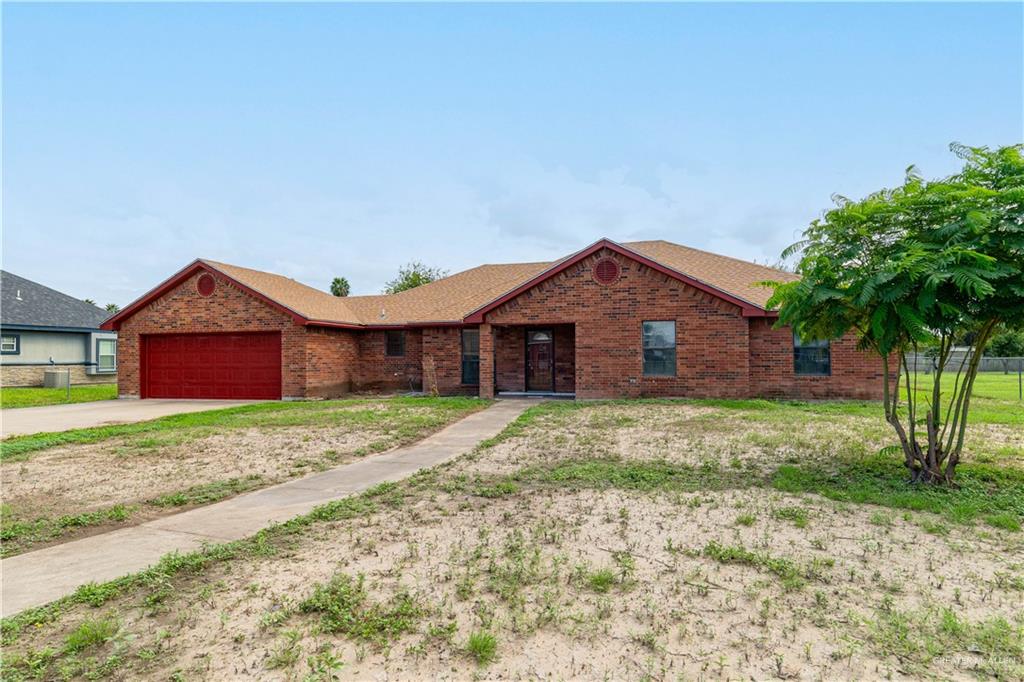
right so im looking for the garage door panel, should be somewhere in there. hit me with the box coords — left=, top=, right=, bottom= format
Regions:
left=143, top=332, right=281, bottom=399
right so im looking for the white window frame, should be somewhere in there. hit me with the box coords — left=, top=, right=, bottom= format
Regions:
left=96, top=338, right=117, bottom=372
left=0, top=334, right=20, bottom=354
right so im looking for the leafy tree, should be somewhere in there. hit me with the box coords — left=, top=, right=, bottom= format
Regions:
left=383, top=261, right=448, bottom=294
left=104, top=303, right=121, bottom=313
left=987, top=326, right=1024, bottom=357
left=83, top=298, right=96, bottom=306
left=329, top=277, right=351, bottom=297
left=768, top=144, right=1024, bottom=485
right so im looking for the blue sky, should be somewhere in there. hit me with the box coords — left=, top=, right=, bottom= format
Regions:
left=3, top=2, right=1021, bottom=306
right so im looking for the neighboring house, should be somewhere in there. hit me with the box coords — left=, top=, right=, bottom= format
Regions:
left=1, top=271, right=117, bottom=387
left=101, top=238, right=886, bottom=401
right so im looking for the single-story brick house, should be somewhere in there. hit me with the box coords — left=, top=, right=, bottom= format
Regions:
left=101, top=238, right=886, bottom=401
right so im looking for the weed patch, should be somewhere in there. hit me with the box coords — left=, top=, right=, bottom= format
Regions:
left=299, top=573, right=424, bottom=647
left=701, top=541, right=832, bottom=590
left=148, top=476, right=265, bottom=507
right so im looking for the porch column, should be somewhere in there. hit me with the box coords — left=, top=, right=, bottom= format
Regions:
left=479, top=323, right=495, bottom=399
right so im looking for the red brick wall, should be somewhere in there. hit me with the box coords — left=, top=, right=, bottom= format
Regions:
left=484, top=249, right=750, bottom=399
left=117, top=259, right=884, bottom=402
left=356, top=330, right=423, bottom=391
left=494, top=324, right=575, bottom=393
left=748, top=318, right=887, bottom=400
left=554, top=325, right=576, bottom=393
left=495, top=326, right=524, bottom=392
left=116, top=271, right=309, bottom=399
left=422, top=327, right=477, bottom=395
left=305, top=327, right=360, bottom=397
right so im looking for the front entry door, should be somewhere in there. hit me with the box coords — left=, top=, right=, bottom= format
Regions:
left=526, top=329, right=554, bottom=392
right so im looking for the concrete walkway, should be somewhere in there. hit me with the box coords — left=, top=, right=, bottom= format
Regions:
left=0, top=400, right=530, bottom=616
left=2, top=399, right=260, bottom=438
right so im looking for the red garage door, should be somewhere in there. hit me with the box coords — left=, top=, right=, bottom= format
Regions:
left=142, top=332, right=282, bottom=399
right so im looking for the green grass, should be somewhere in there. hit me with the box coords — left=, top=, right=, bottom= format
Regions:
left=863, top=605, right=1024, bottom=678
left=909, top=371, right=1023, bottom=403
left=904, top=372, right=1023, bottom=425
left=702, top=541, right=833, bottom=590
left=147, top=475, right=265, bottom=507
left=465, top=630, right=498, bottom=665
left=522, top=457, right=757, bottom=492
left=0, top=395, right=488, bottom=461
left=1, top=384, right=117, bottom=409
left=1, top=504, right=133, bottom=558
left=514, top=453, right=1022, bottom=532
left=772, top=454, right=1024, bottom=527
left=585, top=568, right=617, bottom=593
left=63, top=618, right=118, bottom=653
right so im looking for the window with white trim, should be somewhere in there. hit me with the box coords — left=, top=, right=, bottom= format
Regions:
left=1, top=334, right=19, bottom=354
left=97, top=338, right=117, bottom=372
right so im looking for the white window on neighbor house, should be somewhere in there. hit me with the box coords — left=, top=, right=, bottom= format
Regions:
left=1, top=334, right=19, bottom=354
left=97, top=338, right=117, bottom=372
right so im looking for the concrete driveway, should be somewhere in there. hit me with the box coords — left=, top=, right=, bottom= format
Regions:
left=1, top=399, right=262, bottom=437
left=1, top=400, right=531, bottom=615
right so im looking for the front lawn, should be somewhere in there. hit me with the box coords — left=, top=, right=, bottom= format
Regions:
left=0, top=385, right=118, bottom=409
left=3, top=395, right=1021, bottom=681
left=0, top=396, right=487, bottom=557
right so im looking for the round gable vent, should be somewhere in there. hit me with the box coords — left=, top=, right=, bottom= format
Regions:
left=593, top=258, right=620, bottom=285
left=196, top=273, right=217, bottom=297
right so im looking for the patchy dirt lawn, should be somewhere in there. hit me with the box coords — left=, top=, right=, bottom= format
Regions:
left=0, top=397, right=485, bottom=556
left=2, top=399, right=1022, bottom=681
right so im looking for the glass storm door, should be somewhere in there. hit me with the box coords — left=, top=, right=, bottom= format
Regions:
left=526, top=329, right=554, bottom=392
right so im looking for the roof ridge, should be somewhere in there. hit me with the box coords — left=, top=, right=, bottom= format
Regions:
left=621, top=240, right=792, bottom=277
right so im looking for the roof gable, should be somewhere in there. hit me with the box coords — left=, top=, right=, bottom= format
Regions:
left=1, top=270, right=110, bottom=330
left=103, top=238, right=795, bottom=331
left=462, top=238, right=793, bottom=323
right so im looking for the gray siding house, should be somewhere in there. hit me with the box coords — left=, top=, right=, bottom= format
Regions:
left=1, top=271, right=117, bottom=387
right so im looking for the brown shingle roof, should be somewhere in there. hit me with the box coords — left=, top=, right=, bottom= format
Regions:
left=200, top=238, right=795, bottom=327
left=620, top=240, right=797, bottom=309
left=203, top=260, right=362, bottom=324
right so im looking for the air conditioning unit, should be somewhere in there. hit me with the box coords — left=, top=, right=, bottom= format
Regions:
left=43, top=369, right=71, bottom=388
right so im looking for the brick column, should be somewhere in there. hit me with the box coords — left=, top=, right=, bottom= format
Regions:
left=479, top=323, right=495, bottom=399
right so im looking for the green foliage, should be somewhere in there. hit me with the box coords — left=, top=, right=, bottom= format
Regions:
left=64, top=618, right=118, bottom=653
left=329, top=276, right=350, bottom=297
left=768, top=143, right=1024, bottom=483
left=299, top=573, right=424, bottom=646
left=465, top=630, right=498, bottom=665
left=988, top=326, right=1024, bottom=357
left=383, top=261, right=448, bottom=294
